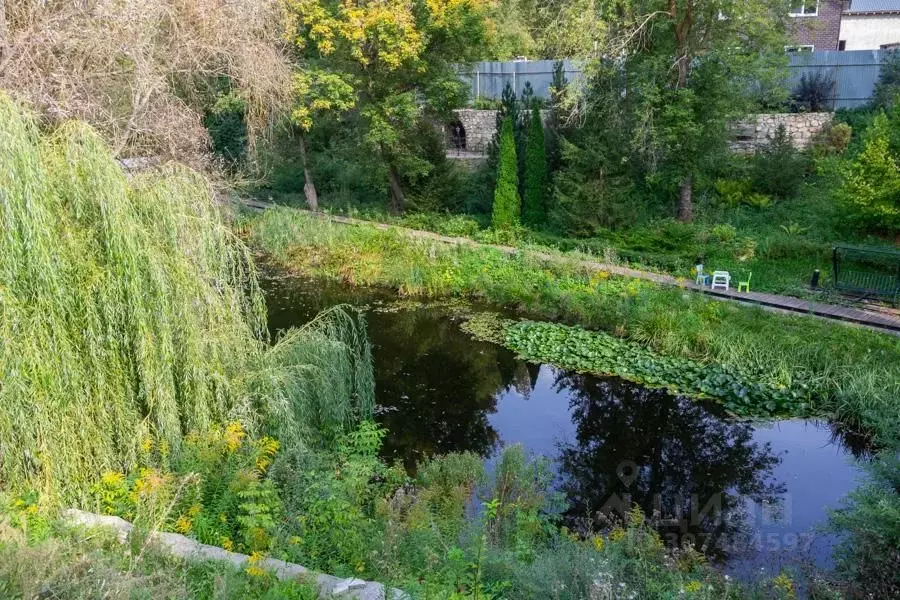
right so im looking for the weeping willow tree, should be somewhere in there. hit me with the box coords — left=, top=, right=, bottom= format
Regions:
left=0, top=95, right=373, bottom=504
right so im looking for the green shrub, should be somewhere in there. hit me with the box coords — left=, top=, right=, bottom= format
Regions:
left=828, top=450, right=900, bottom=598
left=709, top=223, right=737, bottom=243
left=492, top=116, right=521, bottom=229
left=873, top=49, right=900, bottom=110
left=743, top=192, right=773, bottom=209
left=811, top=122, right=852, bottom=158
left=791, top=72, right=835, bottom=113
left=751, top=125, right=806, bottom=200
left=399, top=212, right=483, bottom=237
left=839, top=113, right=900, bottom=232
left=713, top=178, right=752, bottom=208
left=205, top=92, right=248, bottom=168
left=522, top=108, right=548, bottom=227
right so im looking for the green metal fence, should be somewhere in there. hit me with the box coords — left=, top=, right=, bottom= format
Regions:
left=832, top=244, right=900, bottom=304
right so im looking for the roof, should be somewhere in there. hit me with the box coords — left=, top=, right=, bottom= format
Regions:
left=847, top=0, right=900, bottom=14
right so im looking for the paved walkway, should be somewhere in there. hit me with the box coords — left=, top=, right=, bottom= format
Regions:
left=242, top=199, right=900, bottom=335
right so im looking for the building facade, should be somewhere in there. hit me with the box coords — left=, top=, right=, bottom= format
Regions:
left=788, top=1, right=847, bottom=51
left=839, top=1, right=900, bottom=50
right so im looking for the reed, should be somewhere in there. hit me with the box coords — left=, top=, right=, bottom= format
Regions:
left=0, top=96, right=372, bottom=504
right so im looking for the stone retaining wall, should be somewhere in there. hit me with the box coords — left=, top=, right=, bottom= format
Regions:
left=729, top=112, right=834, bottom=153
left=445, top=110, right=834, bottom=156
left=64, top=509, right=405, bottom=600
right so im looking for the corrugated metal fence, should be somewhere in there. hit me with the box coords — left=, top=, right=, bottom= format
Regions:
left=460, top=50, right=892, bottom=109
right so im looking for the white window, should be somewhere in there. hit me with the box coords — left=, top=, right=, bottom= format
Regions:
left=785, top=45, right=815, bottom=53
left=789, top=1, right=818, bottom=16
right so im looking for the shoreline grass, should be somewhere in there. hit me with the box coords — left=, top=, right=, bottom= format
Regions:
left=244, top=208, right=900, bottom=445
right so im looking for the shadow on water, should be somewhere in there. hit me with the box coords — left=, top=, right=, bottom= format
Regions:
left=261, top=270, right=868, bottom=574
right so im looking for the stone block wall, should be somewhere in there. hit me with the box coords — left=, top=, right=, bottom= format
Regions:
left=729, top=112, right=834, bottom=153
left=446, top=109, right=552, bottom=155
left=446, top=110, right=833, bottom=156
left=449, top=109, right=498, bottom=154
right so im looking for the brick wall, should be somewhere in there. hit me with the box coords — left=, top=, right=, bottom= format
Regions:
left=789, top=1, right=847, bottom=50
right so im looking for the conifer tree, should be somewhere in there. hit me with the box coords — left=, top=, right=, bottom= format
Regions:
left=523, top=107, right=548, bottom=227
left=492, top=116, right=521, bottom=229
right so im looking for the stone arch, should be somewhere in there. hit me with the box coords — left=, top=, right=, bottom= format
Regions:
left=446, top=119, right=467, bottom=151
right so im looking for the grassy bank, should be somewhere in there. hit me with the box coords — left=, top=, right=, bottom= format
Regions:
left=0, top=517, right=318, bottom=599
left=262, top=172, right=896, bottom=302
left=245, top=208, right=900, bottom=444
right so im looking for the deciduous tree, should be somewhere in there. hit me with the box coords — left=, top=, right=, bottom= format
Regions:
left=0, top=0, right=292, bottom=166
left=576, top=0, right=791, bottom=222
left=284, top=0, right=490, bottom=213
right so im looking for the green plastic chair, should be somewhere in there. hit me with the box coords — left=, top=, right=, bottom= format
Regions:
left=737, top=272, right=752, bottom=293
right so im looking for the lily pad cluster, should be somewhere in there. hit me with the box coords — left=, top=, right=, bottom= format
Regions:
left=467, top=314, right=813, bottom=418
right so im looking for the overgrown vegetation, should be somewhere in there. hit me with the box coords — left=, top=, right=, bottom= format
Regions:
left=0, top=516, right=319, bottom=600
left=3, top=0, right=899, bottom=595
left=0, top=97, right=373, bottom=505
left=0, top=0, right=292, bottom=165
left=827, top=450, right=900, bottom=598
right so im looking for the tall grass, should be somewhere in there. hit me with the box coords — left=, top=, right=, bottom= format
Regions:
left=0, top=96, right=373, bottom=504
left=245, top=208, right=900, bottom=444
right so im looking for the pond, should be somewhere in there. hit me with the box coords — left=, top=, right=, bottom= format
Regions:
left=262, top=270, right=868, bottom=579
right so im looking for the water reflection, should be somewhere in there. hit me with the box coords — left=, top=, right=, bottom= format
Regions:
left=262, top=272, right=516, bottom=468
left=369, top=306, right=518, bottom=468
left=262, top=272, right=865, bottom=570
left=553, top=374, right=785, bottom=562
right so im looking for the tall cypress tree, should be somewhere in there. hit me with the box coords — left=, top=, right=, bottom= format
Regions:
left=523, top=107, right=548, bottom=227
left=492, top=116, right=521, bottom=229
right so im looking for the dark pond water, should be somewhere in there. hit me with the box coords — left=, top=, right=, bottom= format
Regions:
left=262, top=271, right=868, bottom=578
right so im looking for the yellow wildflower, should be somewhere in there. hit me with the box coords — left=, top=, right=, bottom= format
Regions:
left=174, top=515, right=193, bottom=534
left=772, top=573, right=796, bottom=599
left=188, top=504, right=202, bottom=517
left=221, top=537, right=234, bottom=552
left=609, top=527, right=626, bottom=542
left=255, top=437, right=279, bottom=472
left=246, top=564, right=267, bottom=577
left=591, top=535, right=605, bottom=552
left=245, top=551, right=267, bottom=576
left=101, top=471, right=125, bottom=487
left=139, top=436, right=154, bottom=453
left=684, top=581, right=702, bottom=593
left=224, top=422, right=246, bottom=453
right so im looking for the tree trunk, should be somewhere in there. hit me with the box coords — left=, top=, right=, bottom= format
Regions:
left=298, top=135, right=318, bottom=211
left=387, top=164, right=405, bottom=215
left=678, top=174, right=693, bottom=222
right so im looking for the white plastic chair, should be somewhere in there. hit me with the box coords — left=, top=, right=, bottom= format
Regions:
left=711, top=271, right=731, bottom=291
